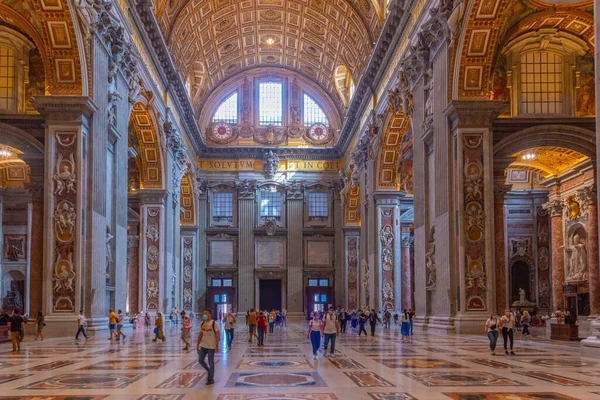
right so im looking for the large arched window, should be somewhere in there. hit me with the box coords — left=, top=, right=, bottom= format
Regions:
left=303, top=94, right=328, bottom=126
left=212, top=92, right=238, bottom=124
left=519, top=51, right=564, bottom=114
left=259, top=81, right=283, bottom=126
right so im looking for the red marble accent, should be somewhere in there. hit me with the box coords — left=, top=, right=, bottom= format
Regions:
left=550, top=215, right=565, bottom=310
left=380, top=208, right=395, bottom=310
left=587, top=203, right=600, bottom=316
left=127, top=238, right=140, bottom=314
left=182, top=237, right=193, bottom=310
left=347, top=237, right=358, bottom=310
left=493, top=199, right=505, bottom=313
left=29, top=200, right=44, bottom=315
left=536, top=208, right=551, bottom=310
left=401, top=239, right=412, bottom=310
left=145, top=207, right=161, bottom=311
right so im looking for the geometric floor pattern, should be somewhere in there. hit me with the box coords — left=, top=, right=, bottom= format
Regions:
left=1, top=322, right=600, bottom=399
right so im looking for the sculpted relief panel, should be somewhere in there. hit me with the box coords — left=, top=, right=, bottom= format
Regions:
left=52, top=131, right=78, bottom=312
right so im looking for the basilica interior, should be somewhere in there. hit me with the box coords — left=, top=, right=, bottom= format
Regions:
left=0, top=0, right=600, bottom=398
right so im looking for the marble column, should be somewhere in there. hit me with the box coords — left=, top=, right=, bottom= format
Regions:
left=286, top=190, right=304, bottom=315
left=137, top=190, right=168, bottom=314
left=333, top=187, right=345, bottom=307
left=579, top=186, right=600, bottom=317
left=127, top=235, right=140, bottom=314
left=33, top=96, right=96, bottom=331
left=374, top=194, right=402, bottom=311
left=180, top=228, right=197, bottom=313
left=494, top=185, right=510, bottom=313
left=544, top=200, right=565, bottom=311
left=196, top=190, right=208, bottom=315
left=238, top=188, right=255, bottom=314
left=444, top=100, right=504, bottom=333
left=401, top=236, right=413, bottom=310
left=27, top=183, right=44, bottom=316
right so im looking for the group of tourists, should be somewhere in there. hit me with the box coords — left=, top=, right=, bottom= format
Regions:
left=485, top=308, right=534, bottom=355
left=244, top=309, right=286, bottom=346
left=317, top=307, right=416, bottom=340
left=4, top=308, right=45, bottom=351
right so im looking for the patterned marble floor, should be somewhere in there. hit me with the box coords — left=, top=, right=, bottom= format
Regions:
left=1, top=321, right=599, bottom=399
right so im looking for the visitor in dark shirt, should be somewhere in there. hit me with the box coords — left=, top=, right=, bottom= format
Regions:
left=8, top=308, right=24, bottom=352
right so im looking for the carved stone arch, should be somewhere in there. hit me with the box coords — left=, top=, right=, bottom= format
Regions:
left=375, top=110, right=410, bottom=191
left=0, top=122, right=44, bottom=156
left=493, top=125, right=596, bottom=172
left=128, top=102, right=166, bottom=189
left=452, top=0, right=595, bottom=100
left=0, top=0, right=87, bottom=95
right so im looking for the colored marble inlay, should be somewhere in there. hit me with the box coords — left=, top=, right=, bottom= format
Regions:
left=443, top=393, right=581, bottom=400
left=236, top=359, right=313, bottom=369
left=0, top=374, right=32, bottom=384
left=216, top=395, right=339, bottom=400
left=22, top=360, right=79, bottom=371
left=183, top=359, right=220, bottom=369
left=513, top=358, right=600, bottom=368
left=466, top=359, right=521, bottom=369
left=376, top=358, right=467, bottom=369
left=225, top=372, right=327, bottom=387
left=244, top=347, right=303, bottom=354
left=81, top=360, right=173, bottom=370
left=512, top=371, right=597, bottom=386
left=402, top=372, right=526, bottom=387
left=368, top=394, right=417, bottom=400
left=0, top=361, right=28, bottom=369
left=344, top=371, right=395, bottom=387
left=19, top=373, right=147, bottom=389
left=137, top=396, right=185, bottom=400
left=0, top=397, right=107, bottom=400
left=155, top=373, right=206, bottom=388
left=328, top=357, right=365, bottom=369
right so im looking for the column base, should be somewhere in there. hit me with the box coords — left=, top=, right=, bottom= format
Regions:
left=428, top=315, right=456, bottom=332
left=454, top=311, right=489, bottom=334
left=37, top=314, right=79, bottom=338
left=86, top=317, right=110, bottom=333
left=412, top=315, right=430, bottom=330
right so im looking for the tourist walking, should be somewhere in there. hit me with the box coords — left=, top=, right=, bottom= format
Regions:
left=35, top=311, right=45, bottom=340
left=368, top=309, right=381, bottom=336
left=153, top=312, right=165, bottom=342
left=521, top=310, right=532, bottom=340
left=339, top=308, right=348, bottom=333
left=197, top=309, right=220, bottom=385
left=268, top=311, right=275, bottom=333
left=400, top=309, right=411, bottom=341
left=8, top=308, right=24, bottom=352
left=247, top=309, right=257, bottom=343
left=223, top=309, right=236, bottom=350
left=408, top=309, right=416, bottom=335
left=307, top=312, right=321, bottom=359
left=257, top=311, right=267, bottom=346
left=500, top=308, right=516, bottom=355
left=358, top=311, right=368, bottom=336
left=383, top=310, right=391, bottom=330
left=116, top=309, right=126, bottom=341
left=108, top=308, right=117, bottom=340
left=393, top=312, right=399, bottom=325
left=76, top=309, right=88, bottom=339
left=322, top=306, right=339, bottom=357
left=485, top=312, right=499, bottom=355
left=181, top=311, right=192, bottom=350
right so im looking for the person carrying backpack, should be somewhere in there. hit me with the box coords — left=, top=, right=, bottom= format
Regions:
left=197, top=309, right=220, bottom=385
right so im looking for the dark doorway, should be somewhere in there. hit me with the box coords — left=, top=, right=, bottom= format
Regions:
left=259, top=279, right=282, bottom=311
left=511, top=260, right=530, bottom=304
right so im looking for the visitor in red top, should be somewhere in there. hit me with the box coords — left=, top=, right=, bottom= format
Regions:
left=256, top=311, right=268, bottom=346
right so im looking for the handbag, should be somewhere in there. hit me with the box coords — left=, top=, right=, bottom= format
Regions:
left=153, top=327, right=158, bottom=334
left=489, top=324, right=497, bottom=330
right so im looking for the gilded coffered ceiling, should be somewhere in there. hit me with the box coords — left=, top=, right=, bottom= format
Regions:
left=509, top=146, right=589, bottom=177
left=156, top=0, right=381, bottom=114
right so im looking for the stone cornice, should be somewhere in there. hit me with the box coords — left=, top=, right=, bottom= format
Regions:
left=133, top=188, right=168, bottom=205
left=31, top=96, right=98, bottom=122
left=444, top=100, right=505, bottom=129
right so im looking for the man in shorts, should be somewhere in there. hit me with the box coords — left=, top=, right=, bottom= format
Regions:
left=108, top=308, right=117, bottom=340
left=247, top=308, right=257, bottom=343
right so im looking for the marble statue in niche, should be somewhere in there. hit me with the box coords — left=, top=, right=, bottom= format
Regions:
left=426, top=227, right=436, bottom=289
left=339, top=169, right=350, bottom=206
left=106, top=227, right=114, bottom=284
left=362, top=260, right=370, bottom=306
left=512, top=287, right=535, bottom=307
left=565, top=232, right=588, bottom=282
left=576, top=55, right=595, bottom=117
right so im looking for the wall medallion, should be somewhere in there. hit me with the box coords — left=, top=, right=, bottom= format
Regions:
left=306, top=123, right=331, bottom=145
left=209, top=122, right=236, bottom=144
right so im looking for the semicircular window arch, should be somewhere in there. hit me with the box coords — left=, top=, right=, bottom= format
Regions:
left=303, top=94, right=329, bottom=126
left=212, top=91, right=238, bottom=124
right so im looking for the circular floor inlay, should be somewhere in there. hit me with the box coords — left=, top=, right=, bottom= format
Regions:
left=249, top=361, right=300, bottom=367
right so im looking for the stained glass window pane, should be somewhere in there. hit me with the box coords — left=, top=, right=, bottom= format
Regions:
left=213, top=92, right=238, bottom=124
left=259, top=82, right=283, bottom=126
left=303, top=94, right=329, bottom=126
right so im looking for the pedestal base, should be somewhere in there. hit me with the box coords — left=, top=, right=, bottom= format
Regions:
left=428, top=315, right=456, bottom=332
left=454, top=312, right=488, bottom=334
left=39, top=314, right=79, bottom=338
left=550, top=323, right=580, bottom=341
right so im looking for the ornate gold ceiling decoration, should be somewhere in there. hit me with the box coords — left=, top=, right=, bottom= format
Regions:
left=376, top=112, right=410, bottom=191
left=129, top=103, right=164, bottom=189
left=454, top=0, right=594, bottom=100
left=158, top=0, right=381, bottom=113
left=509, top=146, right=588, bottom=177
left=180, top=172, right=195, bottom=225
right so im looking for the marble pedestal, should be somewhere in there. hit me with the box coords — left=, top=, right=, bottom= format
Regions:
left=581, top=317, right=600, bottom=354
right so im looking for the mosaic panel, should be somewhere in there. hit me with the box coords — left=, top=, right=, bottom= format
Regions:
left=0, top=374, right=32, bottom=384
left=225, top=372, right=327, bottom=387
left=328, top=357, right=365, bottom=369
left=344, top=371, right=395, bottom=387
left=22, top=360, right=79, bottom=371
left=18, top=373, right=146, bottom=389
left=236, top=359, right=313, bottom=370
left=368, top=394, right=417, bottom=400
left=443, top=394, right=580, bottom=400
left=80, top=360, right=173, bottom=370
left=155, top=372, right=206, bottom=388
left=512, top=371, right=597, bottom=386
left=402, top=371, right=526, bottom=387
left=376, top=358, right=468, bottom=369
left=216, top=395, right=339, bottom=400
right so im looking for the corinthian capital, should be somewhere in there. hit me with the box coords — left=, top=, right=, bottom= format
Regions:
left=577, top=184, right=597, bottom=210
left=542, top=200, right=564, bottom=218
